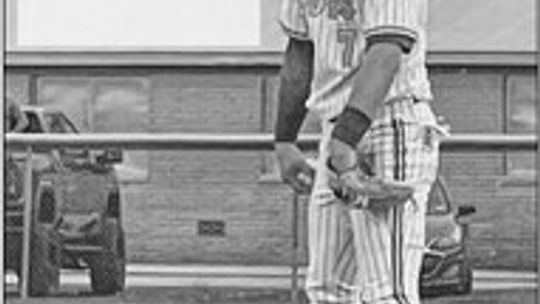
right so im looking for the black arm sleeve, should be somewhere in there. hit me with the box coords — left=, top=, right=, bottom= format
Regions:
left=274, top=38, right=314, bottom=142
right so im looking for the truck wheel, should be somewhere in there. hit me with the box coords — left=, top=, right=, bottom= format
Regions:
left=88, top=219, right=126, bottom=295
left=28, top=224, right=61, bottom=296
left=6, top=157, right=23, bottom=201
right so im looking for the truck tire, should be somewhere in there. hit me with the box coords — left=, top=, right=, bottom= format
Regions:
left=6, top=157, right=23, bottom=201
left=456, top=262, right=473, bottom=294
left=88, top=219, right=126, bottom=294
left=28, top=224, right=61, bottom=296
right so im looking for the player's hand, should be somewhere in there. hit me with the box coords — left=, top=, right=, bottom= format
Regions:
left=275, top=142, right=315, bottom=194
left=327, top=139, right=414, bottom=208
left=327, top=138, right=357, bottom=174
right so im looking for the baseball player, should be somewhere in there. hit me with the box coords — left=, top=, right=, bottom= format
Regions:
left=274, top=0, right=447, bottom=303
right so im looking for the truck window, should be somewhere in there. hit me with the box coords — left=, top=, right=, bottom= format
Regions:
left=22, top=112, right=44, bottom=133
left=44, top=113, right=78, bottom=134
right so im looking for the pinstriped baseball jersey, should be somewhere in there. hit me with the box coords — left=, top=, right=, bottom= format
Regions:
left=279, top=0, right=432, bottom=121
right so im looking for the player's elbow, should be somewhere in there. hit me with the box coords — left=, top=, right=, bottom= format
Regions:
left=365, top=42, right=402, bottom=75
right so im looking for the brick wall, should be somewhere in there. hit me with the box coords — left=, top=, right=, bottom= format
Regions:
left=428, top=68, right=536, bottom=269
left=5, top=66, right=536, bottom=269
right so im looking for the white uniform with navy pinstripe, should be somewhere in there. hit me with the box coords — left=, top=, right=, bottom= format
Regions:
left=280, top=0, right=444, bottom=303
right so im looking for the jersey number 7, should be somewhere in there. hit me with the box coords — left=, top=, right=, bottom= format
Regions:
left=337, top=27, right=358, bottom=68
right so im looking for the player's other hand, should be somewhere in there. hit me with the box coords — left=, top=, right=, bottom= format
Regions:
left=335, top=171, right=414, bottom=207
left=275, top=143, right=315, bottom=194
left=328, top=138, right=358, bottom=174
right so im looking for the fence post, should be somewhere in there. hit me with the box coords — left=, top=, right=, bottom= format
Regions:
left=291, top=191, right=300, bottom=304
left=20, top=146, right=33, bottom=299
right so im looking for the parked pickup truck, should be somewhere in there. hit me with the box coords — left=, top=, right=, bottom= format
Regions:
left=5, top=106, right=125, bottom=296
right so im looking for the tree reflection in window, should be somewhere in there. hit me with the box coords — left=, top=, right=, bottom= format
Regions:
left=44, top=113, right=77, bottom=134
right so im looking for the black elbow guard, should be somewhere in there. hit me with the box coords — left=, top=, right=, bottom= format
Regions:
left=366, top=34, right=415, bottom=54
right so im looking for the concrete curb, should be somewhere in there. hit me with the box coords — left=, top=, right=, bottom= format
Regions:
left=123, top=264, right=538, bottom=280
left=6, top=264, right=537, bottom=290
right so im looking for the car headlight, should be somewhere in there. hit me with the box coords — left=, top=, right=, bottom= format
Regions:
left=429, top=228, right=462, bottom=249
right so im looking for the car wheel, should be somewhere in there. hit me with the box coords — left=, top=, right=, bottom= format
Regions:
left=455, top=262, right=473, bottom=294
left=28, top=224, right=61, bottom=296
left=88, top=219, right=126, bottom=295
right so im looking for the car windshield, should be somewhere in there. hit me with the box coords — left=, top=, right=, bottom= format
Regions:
left=22, top=112, right=44, bottom=133
left=44, top=112, right=78, bottom=134
left=427, top=180, right=451, bottom=215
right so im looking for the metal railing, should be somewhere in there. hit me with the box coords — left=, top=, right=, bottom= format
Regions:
left=5, top=132, right=537, bottom=299
left=6, top=132, right=538, bottom=151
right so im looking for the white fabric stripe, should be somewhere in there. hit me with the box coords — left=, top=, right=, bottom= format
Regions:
left=306, top=202, right=325, bottom=296
left=279, top=21, right=311, bottom=40
left=400, top=105, right=407, bottom=182
left=396, top=207, right=409, bottom=304
left=359, top=213, right=377, bottom=294
left=369, top=211, right=390, bottom=295
left=397, top=116, right=407, bottom=303
left=391, top=207, right=401, bottom=304
left=396, top=0, right=403, bottom=26
left=377, top=211, right=392, bottom=286
left=373, top=211, right=391, bottom=301
left=402, top=101, right=427, bottom=303
left=405, top=199, right=424, bottom=303
left=404, top=209, right=420, bottom=302
left=351, top=212, right=374, bottom=299
left=398, top=206, right=411, bottom=304
left=321, top=206, right=333, bottom=301
left=367, top=212, right=386, bottom=295
left=279, top=0, right=309, bottom=39
left=375, top=0, right=384, bottom=28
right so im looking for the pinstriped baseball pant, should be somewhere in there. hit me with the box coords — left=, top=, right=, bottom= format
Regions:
left=305, top=98, right=442, bottom=304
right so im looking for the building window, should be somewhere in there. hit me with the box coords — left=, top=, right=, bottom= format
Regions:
left=505, top=73, right=536, bottom=176
left=38, top=76, right=150, bottom=183
left=11, top=0, right=260, bottom=49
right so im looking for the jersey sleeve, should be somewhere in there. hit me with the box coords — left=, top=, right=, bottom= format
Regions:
left=362, top=0, right=423, bottom=52
left=279, top=0, right=310, bottom=41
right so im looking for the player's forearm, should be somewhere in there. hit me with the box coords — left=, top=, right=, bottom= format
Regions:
left=348, top=42, right=402, bottom=118
left=274, top=38, right=314, bottom=143
left=330, top=42, right=402, bottom=150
